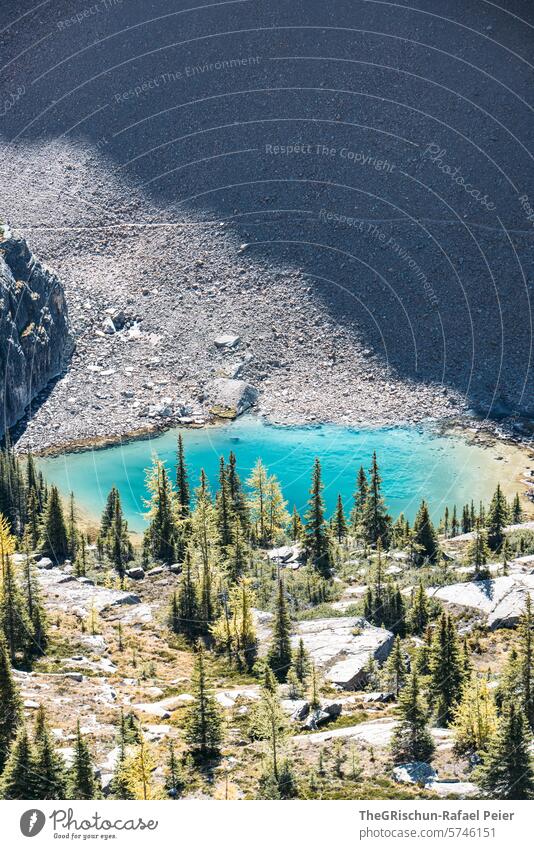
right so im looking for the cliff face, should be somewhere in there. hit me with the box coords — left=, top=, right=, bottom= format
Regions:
left=0, top=237, right=73, bottom=436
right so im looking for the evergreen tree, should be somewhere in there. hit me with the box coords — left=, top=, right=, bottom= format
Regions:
left=66, top=492, right=78, bottom=561
left=68, top=721, right=98, bottom=799
left=175, top=434, right=190, bottom=518
left=350, top=465, right=368, bottom=535
left=23, top=546, right=47, bottom=655
left=191, top=471, right=217, bottom=626
left=511, top=493, right=523, bottom=525
left=429, top=613, right=463, bottom=725
left=253, top=687, right=291, bottom=792
left=477, top=705, right=534, bottom=800
left=412, top=500, right=438, bottom=563
left=0, top=555, right=32, bottom=663
left=304, top=458, right=332, bottom=577
left=518, top=596, right=534, bottom=729
left=290, top=506, right=303, bottom=543
left=215, top=457, right=234, bottom=551
left=247, top=460, right=269, bottom=546
left=164, top=741, right=185, bottom=798
left=33, top=706, right=67, bottom=799
left=169, top=552, right=201, bottom=640
left=267, top=579, right=293, bottom=682
left=486, top=483, right=509, bottom=551
left=0, top=635, right=21, bottom=772
left=0, top=725, right=39, bottom=799
left=332, top=495, right=348, bottom=543
left=362, top=452, right=391, bottom=547
left=185, top=642, right=223, bottom=760
left=124, top=737, right=158, bottom=800
left=211, top=578, right=258, bottom=671
left=409, top=583, right=429, bottom=635
left=227, top=451, right=249, bottom=533
left=450, top=505, right=459, bottom=537
left=467, top=519, right=490, bottom=576
left=292, top=638, right=311, bottom=685
left=144, top=462, right=178, bottom=563
left=41, top=486, right=69, bottom=563
left=383, top=636, right=407, bottom=697
left=391, top=669, right=435, bottom=764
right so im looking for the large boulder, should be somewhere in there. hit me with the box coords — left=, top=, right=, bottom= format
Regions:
left=0, top=237, right=73, bottom=436
left=392, top=762, right=437, bottom=786
left=427, top=575, right=534, bottom=629
left=291, top=617, right=394, bottom=690
left=208, top=378, right=258, bottom=418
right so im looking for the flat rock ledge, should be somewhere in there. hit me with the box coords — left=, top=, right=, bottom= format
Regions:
left=427, top=574, right=534, bottom=629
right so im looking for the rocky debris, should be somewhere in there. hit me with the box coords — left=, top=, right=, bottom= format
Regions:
left=362, top=692, right=395, bottom=704
left=215, top=688, right=261, bottom=709
left=301, top=701, right=342, bottom=730
left=36, top=557, right=53, bottom=569
left=214, top=334, right=241, bottom=349
left=208, top=378, right=258, bottom=418
left=291, top=617, right=394, bottom=689
left=131, top=702, right=171, bottom=719
left=267, top=544, right=303, bottom=569
left=36, top=567, right=141, bottom=617
left=293, top=718, right=398, bottom=747
left=126, top=567, right=145, bottom=580
left=132, top=693, right=197, bottom=718
left=0, top=237, right=73, bottom=437
left=446, top=520, right=534, bottom=546
left=427, top=575, right=534, bottom=629
left=392, top=762, right=437, bottom=786
left=331, top=585, right=368, bottom=611
left=427, top=780, right=478, bottom=797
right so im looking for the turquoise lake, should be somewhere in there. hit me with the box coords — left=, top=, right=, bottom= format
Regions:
left=38, top=417, right=509, bottom=533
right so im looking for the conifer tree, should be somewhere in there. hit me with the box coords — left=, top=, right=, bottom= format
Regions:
left=254, top=687, right=290, bottom=790
left=477, top=705, right=534, bottom=800
left=191, top=471, right=217, bottom=626
left=332, top=495, right=348, bottom=543
left=487, top=484, right=509, bottom=551
left=211, top=578, right=258, bottom=670
left=265, top=475, right=289, bottom=544
left=68, top=721, right=98, bottom=799
left=175, top=434, right=190, bottom=518
left=383, top=636, right=407, bottom=697
left=450, top=504, right=459, bottom=537
left=453, top=675, right=497, bottom=754
left=0, top=555, right=32, bottom=663
left=511, top=493, right=523, bottom=525
left=304, top=458, right=332, bottom=577
left=0, top=635, right=21, bottom=772
left=124, top=737, right=158, bottom=800
left=351, top=465, right=368, bottom=535
left=227, top=451, right=249, bottom=533
left=215, top=457, right=234, bottom=551
left=412, top=500, right=438, bottom=563
left=292, top=637, right=311, bottom=685
left=185, top=642, right=223, bottom=760
left=0, top=725, right=39, bottom=799
left=429, top=613, right=463, bottom=725
left=391, top=669, right=435, bottom=764
left=518, top=596, right=534, bottom=729
left=467, top=519, right=490, bottom=576
left=290, top=506, right=303, bottom=542
left=362, top=452, right=391, bottom=547
left=227, top=519, right=247, bottom=584
left=164, top=741, right=185, bottom=798
left=66, top=492, right=78, bottom=561
left=169, top=551, right=201, bottom=640
left=26, top=488, right=41, bottom=551
left=41, top=485, right=69, bottom=563
left=33, top=705, right=67, bottom=799
left=247, top=460, right=269, bottom=545
left=144, top=462, right=178, bottom=563
left=410, top=583, right=429, bottom=635
left=267, top=579, right=293, bottom=682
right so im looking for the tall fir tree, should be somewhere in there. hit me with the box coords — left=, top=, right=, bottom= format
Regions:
left=304, top=458, right=332, bottom=578
left=0, top=635, right=21, bottom=772
left=185, top=642, right=223, bottom=760
left=33, top=705, right=67, bottom=799
left=391, top=669, right=435, bottom=764
left=169, top=551, right=201, bottom=640
left=362, top=452, right=391, bottom=547
left=175, top=434, right=190, bottom=518
left=350, top=465, right=368, bottom=535
left=429, top=613, right=464, bottom=725
left=267, top=579, right=293, bottom=682
left=68, top=721, right=98, bottom=799
left=332, top=495, right=348, bottom=543
left=412, top=500, right=439, bottom=563
left=486, top=483, right=509, bottom=551
left=477, top=705, right=534, bottom=800
left=383, top=636, right=408, bottom=697
left=0, top=725, right=39, bottom=800
left=41, top=486, right=69, bottom=563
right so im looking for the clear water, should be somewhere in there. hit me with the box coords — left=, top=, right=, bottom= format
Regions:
left=38, top=417, right=507, bottom=533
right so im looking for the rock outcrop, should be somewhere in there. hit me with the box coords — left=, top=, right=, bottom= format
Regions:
left=427, top=575, right=534, bottom=629
left=0, top=236, right=73, bottom=436
left=292, top=617, right=394, bottom=689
